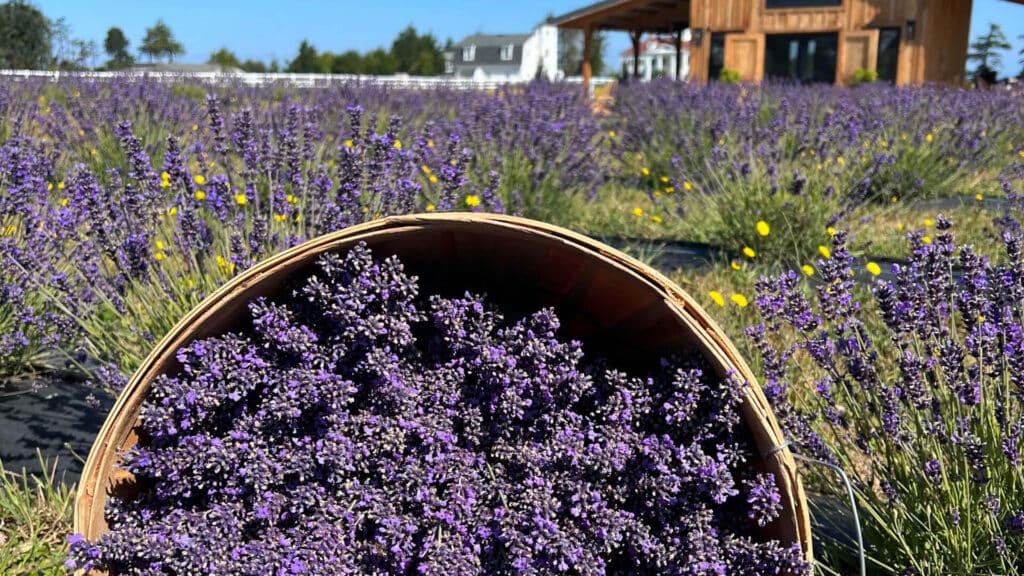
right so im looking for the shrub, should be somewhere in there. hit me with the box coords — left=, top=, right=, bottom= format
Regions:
left=748, top=221, right=1024, bottom=574
left=719, top=68, right=742, bottom=84
left=850, top=68, right=878, bottom=85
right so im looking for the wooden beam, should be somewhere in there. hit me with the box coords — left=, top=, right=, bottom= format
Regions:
left=596, top=7, right=690, bottom=33
left=583, top=26, right=594, bottom=95
left=556, top=0, right=690, bottom=32
left=674, top=26, right=683, bottom=80
left=630, top=29, right=642, bottom=78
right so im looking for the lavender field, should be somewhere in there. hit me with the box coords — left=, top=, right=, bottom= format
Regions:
left=1, top=77, right=1023, bottom=574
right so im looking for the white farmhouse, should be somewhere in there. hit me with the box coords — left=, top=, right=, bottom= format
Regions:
left=620, top=34, right=691, bottom=81
left=444, top=22, right=563, bottom=82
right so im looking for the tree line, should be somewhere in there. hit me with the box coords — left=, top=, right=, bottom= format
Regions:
left=0, top=1, right=454, bottom=75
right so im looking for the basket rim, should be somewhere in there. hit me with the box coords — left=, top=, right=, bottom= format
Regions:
left=74, top=212, right=812, bottom=565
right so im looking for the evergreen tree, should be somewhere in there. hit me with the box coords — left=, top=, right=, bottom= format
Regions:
left=968, top=22, right=1011, bottom=84
left=140, top=19, right=183, bottom=63
left=0, top=1, right=51, bottom=69
left=362, top=48, right=398, bottom=75
left=390, top=25, right=443, bottom=75
left=208, top=47, right=241, bottom=69
left=287, top=40, right=320, bottom=73
left=103, top=26, right=133, bottom=69
left=331, top=50, right=363, bottom=74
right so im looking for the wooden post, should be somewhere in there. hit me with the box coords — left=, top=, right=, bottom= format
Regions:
left=630, top=29, right=642, bottom=78
left=583, top=26, right=593, bottom=94
left=674, top=26, right=683, bottom=80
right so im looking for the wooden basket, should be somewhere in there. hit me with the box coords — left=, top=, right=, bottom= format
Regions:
left=75, top=213, right=813, bottom=569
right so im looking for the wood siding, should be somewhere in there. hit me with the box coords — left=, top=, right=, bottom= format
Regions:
left=689, top=0, right=974, bottom=85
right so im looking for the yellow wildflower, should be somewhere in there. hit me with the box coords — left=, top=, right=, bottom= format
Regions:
left=742, top=246, right=756, bottom=259
left=274, top=214, right=287, bottom=222
left=632, top=207, right=643, bottom=217
left=344, top=139, right=353, bottom=148
left=216, top=255, right=235, bottom=273
left=421, top=165, right=431, bottom=175
left=194, top=175, right=206, bottom=185
left=155, top=240, right=165, bottom=250
left=660, top=176, right=669, bottom=184
left=160, top=179, right=171, bottom=189
left=607, top=130, right=616, bottom=138
left=896, top=223, right=904, bottom=231
left=891, top=196, right=898, bottom=203
left=730, top=294, right=749, bottom=308
left=683, top=181, right=693, bottom=191
left=426, top=139, right=434, bottom=148
left=465, top=195, right=481, bottom=208
left=802, top=265, right=814, bottom=277
left=650, top=215, right=662, bottom=224
left=756, top=220, right=770, bottom=237
left=925, top=133, right=933, bottom=142
left=194, top=190, right=206, bottom=201
left=922, top=236, right=932, bottom=244
left=976, top=194, right=983, bottom=201
left=47, top=183, right=53, bottom=191
left=818, top=245, right=831, bottom=259
left=429, top=175, right=438, bottom=184
left=730, top=261, right=741, bottom=271
left=154, top=252, right=166, bottom=261
left=90, top=148, right=98, bottom=156
left=1, top=224, right=15, bottom=236
left=167, top=207, right=177, bottom=216
left=235, top=194, right=248, bottom=206
left=708, top=291, right=725, bottom=307
left=641, top=167, right=650, bottom=176
left=665, top=187, right=675, bottom=194
left=393, top=139, right=402, bottom=150
left=57, top=181, right=65, bottom=190
left=191, top=124, right=199, bottom=131
left=286, top=194, right=298, bottom=204
left=923, top=218, right=933, bottom=227
left=425, top=203, right=436, bottom=212
left=60, top=198, right=68, bottom=207
left=866, top=262, right=882, bottom=276
left=826, top=226, right=836, bottom=237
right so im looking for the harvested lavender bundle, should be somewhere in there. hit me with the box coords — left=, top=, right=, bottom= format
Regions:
left=69, top=243, right=808, bottom=575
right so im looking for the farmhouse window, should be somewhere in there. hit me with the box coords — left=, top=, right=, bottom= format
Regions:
left=501, top=44, right=514, bottom=61
left=463, top=45, right=476, bottom=62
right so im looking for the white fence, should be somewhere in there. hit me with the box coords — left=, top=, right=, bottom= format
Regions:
left=0, top=69, right=615, bottom=94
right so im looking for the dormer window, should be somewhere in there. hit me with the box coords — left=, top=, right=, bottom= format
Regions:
left=463, top=45, right=476, bottom=62
left=500, top=44, right=514, bottom=61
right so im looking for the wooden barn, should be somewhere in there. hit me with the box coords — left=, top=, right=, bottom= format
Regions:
left=554, top=0, right=1024, bottom=87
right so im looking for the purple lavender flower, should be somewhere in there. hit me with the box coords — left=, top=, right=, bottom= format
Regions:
left=68, top=243, right=808, bottom=575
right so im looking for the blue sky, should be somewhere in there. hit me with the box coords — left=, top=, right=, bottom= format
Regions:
left=33, top=0, right=1024, bottom=76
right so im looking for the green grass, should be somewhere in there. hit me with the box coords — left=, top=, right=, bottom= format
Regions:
left=0, top=456, right=74, bottom=576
